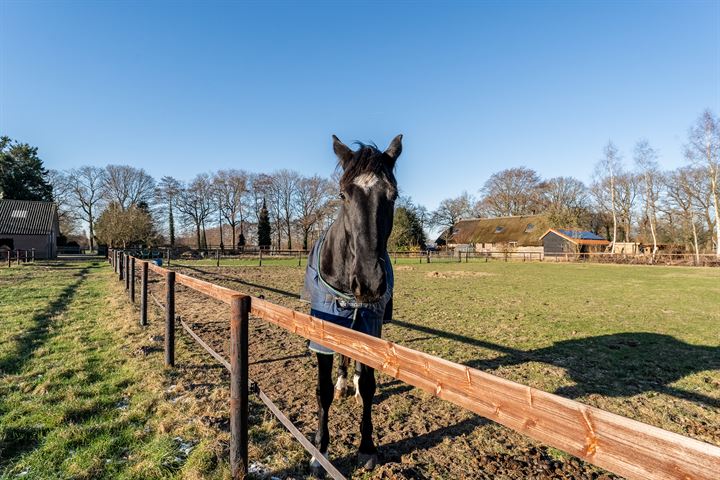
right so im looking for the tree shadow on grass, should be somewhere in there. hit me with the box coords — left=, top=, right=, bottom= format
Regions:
left=0, top=266, right=91, bottom=376
left=392, top=320, right=720, bottom=408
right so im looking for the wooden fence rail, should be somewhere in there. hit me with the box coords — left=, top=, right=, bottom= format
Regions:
left=110, top=250, right=720, bottom=480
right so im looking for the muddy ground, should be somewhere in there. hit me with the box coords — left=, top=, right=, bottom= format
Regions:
left=138, top=264, right=628, bottom=480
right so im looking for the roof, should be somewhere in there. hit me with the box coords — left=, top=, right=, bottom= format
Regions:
left=442, top=214, right=550, bottom=246
left=0, top=199, right=58, bottom=235
left=539, top=228, right=610, bottom=246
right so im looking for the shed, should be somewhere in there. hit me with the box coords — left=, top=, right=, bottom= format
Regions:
left=0, top=199, right=59, bottom=259
left=540, top=228, right=609, bottom=256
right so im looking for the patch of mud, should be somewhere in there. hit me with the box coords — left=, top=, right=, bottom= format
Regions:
left=426, top=270, right=494, bottom=279
left=395, top=266, right=414, bottom=271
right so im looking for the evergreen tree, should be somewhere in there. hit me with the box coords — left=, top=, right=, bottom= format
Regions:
left=257, top=198, right=272, bottom=249
left=389, top=206, right=427, bottom=251
left=0, top=136, right=53, bottom=201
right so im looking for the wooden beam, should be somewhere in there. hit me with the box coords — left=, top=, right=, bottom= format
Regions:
left=249, top=297, right=720, bottom=480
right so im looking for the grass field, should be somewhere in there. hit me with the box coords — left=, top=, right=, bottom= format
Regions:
left=1, top=259, right=718, bottom=479
left=0, top=262, right=224, bottom=479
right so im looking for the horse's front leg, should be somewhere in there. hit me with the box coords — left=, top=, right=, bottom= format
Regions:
left=312, top=352, right=334, bottom=473
left=357, top=362, right=378, bottom=469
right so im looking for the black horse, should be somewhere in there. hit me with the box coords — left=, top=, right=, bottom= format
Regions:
left=302, top=134, right=402, bottom=473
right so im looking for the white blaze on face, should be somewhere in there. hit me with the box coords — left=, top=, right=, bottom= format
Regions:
left=353, top=173, right=379, bottom=192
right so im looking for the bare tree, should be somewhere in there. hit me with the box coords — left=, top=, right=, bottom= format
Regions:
left=430, top=192, right=475, bottom=244
left=478, top=167, right=544, bottom=217
left=155, top=176, right=181, bottom=247
left=213, top=170, right=248, bottom=250
left=295, top=175, right=334, bottom=250
left=634, top=140, right=661, bottom=258
left=542, top=176, right=588, bottom=227
left=594, top=142, right=622, bottom=252
left=102, top=165, right=155, bottom=210
left=685, top=109, right=720, bottom=257
left=176, top=174, right=214, bottom=249
left=47, top=169, right=79, bottom=235
left=614, top=171, right=639, bottom=243
left=271, top=169, right=300, bottom=249
left=663, top=167, right=706, bottom=257
left=66, top=166, right=105, bottom=250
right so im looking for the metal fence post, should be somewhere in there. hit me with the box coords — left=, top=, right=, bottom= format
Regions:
left=230, top=295, right=250, bottom=480
left=165, top=271, right=176, bottom=368
left=130, top=257, right=136, bottom=303
left=140, top=261, right=148, bottom=326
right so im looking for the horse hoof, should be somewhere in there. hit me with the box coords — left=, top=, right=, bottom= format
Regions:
left=310, top=452, right=329, bottom=477
left=357, top=452, right=379, bottom=470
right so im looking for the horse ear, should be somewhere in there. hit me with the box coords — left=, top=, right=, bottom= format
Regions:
left=384, top=134, right=403, bottom=166
left=332, top=135, right=353, bottom=169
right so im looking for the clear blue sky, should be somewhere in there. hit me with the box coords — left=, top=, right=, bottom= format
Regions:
left=1, top=1, right=718, bottom=213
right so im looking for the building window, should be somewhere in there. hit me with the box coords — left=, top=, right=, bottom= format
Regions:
left=525, top=223, right=535, bottom=233
left=494, top=226, right=504, bottom=233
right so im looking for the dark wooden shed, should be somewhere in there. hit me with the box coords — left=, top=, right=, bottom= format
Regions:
left=540, top=228, right=609, bottom=256
left=0, top=199, right=59, bottom=259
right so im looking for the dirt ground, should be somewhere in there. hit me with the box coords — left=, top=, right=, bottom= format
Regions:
left=140, top=264, right=625, bottom=480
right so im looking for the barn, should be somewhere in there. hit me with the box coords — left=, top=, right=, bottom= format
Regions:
left=540, top=228, right=609, bottom=257
left=0, top=199, right=59, bottom=259
left=439, top=214, right=550, bottom=256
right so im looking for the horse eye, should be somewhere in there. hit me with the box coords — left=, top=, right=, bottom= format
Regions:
left=339, top=191, right=345, bottom=199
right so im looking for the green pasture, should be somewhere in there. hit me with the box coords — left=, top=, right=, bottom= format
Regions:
left=0, top=262, right=220, bottom=479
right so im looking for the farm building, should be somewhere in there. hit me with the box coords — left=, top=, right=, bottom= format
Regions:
left=540, top=228, right=609, bottom=256
left=438, top=214, right=550, bottom=256
left=0, top=199, right=59, bottom=259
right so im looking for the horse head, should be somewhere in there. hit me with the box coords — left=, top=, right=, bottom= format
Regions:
left=322, top=134, right=402, bottom=302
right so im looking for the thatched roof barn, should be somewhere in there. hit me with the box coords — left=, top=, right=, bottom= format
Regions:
left=437, top=215, right=550, bottom=251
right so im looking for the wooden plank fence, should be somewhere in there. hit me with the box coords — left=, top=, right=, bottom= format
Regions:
left=109, top=250, right=720, bottom=480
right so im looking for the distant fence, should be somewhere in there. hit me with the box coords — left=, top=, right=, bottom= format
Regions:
left=1, top=249, right=35, bottom=267
left=108, top=248, right=720, bottom=480
left=113, top=245, right=720, bottom=268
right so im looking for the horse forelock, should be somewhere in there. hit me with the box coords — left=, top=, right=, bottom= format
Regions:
left=338, top=143, right=396, bottom=192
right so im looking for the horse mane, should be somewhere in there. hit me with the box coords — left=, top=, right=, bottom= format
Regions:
left=338, top=142, right=395, bottom=190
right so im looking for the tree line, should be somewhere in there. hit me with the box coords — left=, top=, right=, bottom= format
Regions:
left=430, top=110, right=720, bottom=257
left=1, top=109, right=717, bottom=256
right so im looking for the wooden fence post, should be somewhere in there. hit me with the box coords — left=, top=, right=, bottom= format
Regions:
left=230, top=295, right=250, bottom=480
left=16, top=250, right=20, bottom=265
left=140, top=261, right=148, bottom=326
left=7, top=251, right=11, bottom=268
left=426, top=251, right=430, bottom=264
left=119, top=253, right=124, bottom=281
left=125, top=254, right=130, bottom=291
left=130, top=257, right=136, bottom=303
left=165, top=271, right=175, bottom=368
left=259, top=249, right=263, bottom=267
left=217, top=249, right=220, bottom=267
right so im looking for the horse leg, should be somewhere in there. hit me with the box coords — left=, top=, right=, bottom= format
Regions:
left=357, top=362, right=379, bottom=469
left=311, top=352, right=334, bottom=474
left=334, top=354, right=352, bottom=399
